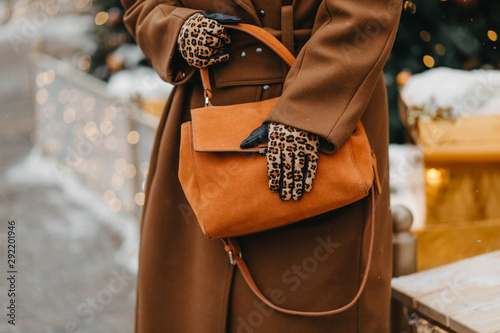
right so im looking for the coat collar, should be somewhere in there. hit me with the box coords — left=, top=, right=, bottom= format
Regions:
left=232, top=0, right=262, bottom=26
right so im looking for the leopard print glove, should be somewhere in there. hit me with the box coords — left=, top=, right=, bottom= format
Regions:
left=178, top=13, right=232, bottom=69
left=267, top=123, right=320, bottom=201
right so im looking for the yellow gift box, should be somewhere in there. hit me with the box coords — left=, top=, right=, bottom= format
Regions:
left=415, top=116, right=500, bottom=270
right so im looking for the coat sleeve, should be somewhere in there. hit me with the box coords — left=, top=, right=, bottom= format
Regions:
left=264, top=0, right=402, bottom=152
left=121, top=0, right=202, bottom=84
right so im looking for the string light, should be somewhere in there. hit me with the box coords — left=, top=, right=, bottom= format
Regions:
left=103, top=190, right=116, bottom=204
left=108, top=197, right=122, bottom=212
left=127, top=131, right=140, bottom=144
left=111, top=173, right=125, bottom=188
left=135, top=192, right=145, bottom=206
left=34, top=57, right=158, bottom=216
left=36, top=73, right=46, bottom=88
left=487, top=30, right=498, bottom=42
left=420, top=30, right=431, bottom=42
left=426, top=168, right=443, bottom=186
left=100, top=120, right=113, bottom=135
left=423, top=55, right=435, bottom=68
left=95, top=11, right=109, bottom=26
left=36, top=70, right=54, bottom=89
left=125, top=164, right=137, bottom=179
left=63, top=108, right=76, bottom=124
left=84, top=121, right=98, bottom=137
left=45, top=70, right=55, bottom=85
left=74, top=0, right=93, bottom=11
left=78, top=55, right=91, bottom=72
left=435, top=44, right=446, bottom=56
left=404, top=0, right=417, bottom=14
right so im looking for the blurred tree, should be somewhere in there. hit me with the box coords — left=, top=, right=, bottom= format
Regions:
left=90, top=0, right=137, bottom=80
left=385, top=0, right=500, bottom=143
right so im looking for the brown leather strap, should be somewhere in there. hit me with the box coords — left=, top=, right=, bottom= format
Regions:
left=371, top=151, right=382, bottom=194
left=224, top=24, right=295, bottom=67
left=200, top=68, right=212, bottom=106
left=222, top=185, right=377, bottom=317
left=200, top=23, right=296, bottom=100
left=210, top=23, right=378, bottom=318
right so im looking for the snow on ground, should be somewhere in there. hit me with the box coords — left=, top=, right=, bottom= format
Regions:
left=5, top=147, right=139, bottom=274
left=0, top=15, right=136, bottom=331
left=0, top=148, right=137, bottom=332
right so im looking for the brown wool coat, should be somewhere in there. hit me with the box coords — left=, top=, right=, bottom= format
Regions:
left=121, top=0, right=401, bottom=332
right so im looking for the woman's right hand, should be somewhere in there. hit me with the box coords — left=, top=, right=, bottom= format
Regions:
left=177, top=12, right=241, bottom=69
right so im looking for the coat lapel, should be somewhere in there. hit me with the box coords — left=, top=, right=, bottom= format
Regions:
left=232, top=0, right=262, bottom=26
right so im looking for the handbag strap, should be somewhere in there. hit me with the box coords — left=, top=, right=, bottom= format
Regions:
left=221, top=185, right=377, bottom=317
left=200, top=23, right=296, bottom=105
left=205, top=23, right=380, bottom=318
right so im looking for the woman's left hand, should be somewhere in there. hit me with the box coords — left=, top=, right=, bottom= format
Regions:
left=241, top=123, right=320, bottom=201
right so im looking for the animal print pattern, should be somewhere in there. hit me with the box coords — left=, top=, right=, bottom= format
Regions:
left=177, top=13, right=232, bottom=69
left=267, top=123, right=320, bottom=201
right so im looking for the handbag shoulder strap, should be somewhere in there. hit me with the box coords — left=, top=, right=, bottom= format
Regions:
left=221, top=185, right=377, bottom=317
left=225, top=24, right=295, bottom=66
left=200, top=23, right=296, bottom=105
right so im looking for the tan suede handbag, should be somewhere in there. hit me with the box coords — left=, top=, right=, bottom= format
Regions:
left=178, top=24, right=381, bottom=317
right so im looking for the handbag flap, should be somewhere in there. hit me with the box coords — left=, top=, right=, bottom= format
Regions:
left=191, top=97, right=278, bottom=152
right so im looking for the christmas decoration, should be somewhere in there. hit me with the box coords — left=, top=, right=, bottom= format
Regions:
left=33, top=55, right=159, bottom=218
left=395, top=67, right=500, bottom=271
left=385, top=0, right=500, bottom=143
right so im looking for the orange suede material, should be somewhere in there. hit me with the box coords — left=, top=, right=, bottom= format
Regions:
left=178, top=99, right=374, bottom=239
left=191, top=97, right=277, bottom=152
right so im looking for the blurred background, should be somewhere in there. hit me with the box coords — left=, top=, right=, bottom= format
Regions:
left=0, top=0, right=499, bottom=332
